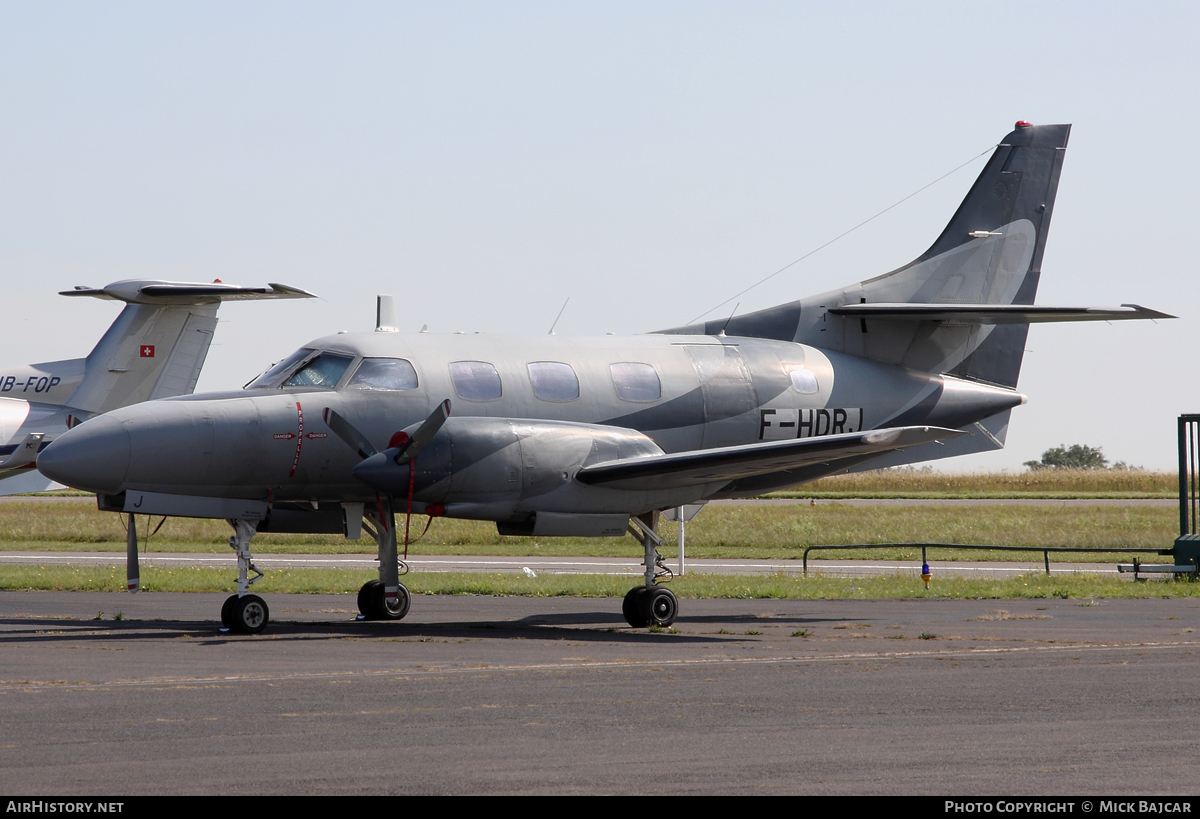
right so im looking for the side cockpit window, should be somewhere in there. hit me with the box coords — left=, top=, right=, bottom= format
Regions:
left=346, top=358, right=419, bottom=391
left=610, top=362, right=661, bottom=402
left=450, top=361, right=503, bottom=401
left=284, top=352, right=355, bottom=388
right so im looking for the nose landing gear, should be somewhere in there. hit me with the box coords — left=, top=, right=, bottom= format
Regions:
left=219, top=519, right=270, bottom=634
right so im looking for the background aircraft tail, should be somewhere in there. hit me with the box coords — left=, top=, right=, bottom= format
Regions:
left=62, top=280, right=315, bottom=414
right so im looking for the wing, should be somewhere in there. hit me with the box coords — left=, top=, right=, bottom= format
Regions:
left=576, top=426, right=963, bottom=490
left=828, top=303, right=1174, bottom=324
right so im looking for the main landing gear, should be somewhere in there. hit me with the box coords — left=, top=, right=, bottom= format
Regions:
left=622, top=511, right=678, bottom=628
left=220, top=519, right=270, bottom=634
left=356, top=496, right=412, bottom=622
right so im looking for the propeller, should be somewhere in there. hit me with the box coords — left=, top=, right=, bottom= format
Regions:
left=127, top=513, right=139, bottom=594
left=323, top=407, right=378, bottom=460
left=323, top=398, right=451, bottom=466
left=323, top=400, right=452, bottom=563
left=393, top=399, right=450, bottom=464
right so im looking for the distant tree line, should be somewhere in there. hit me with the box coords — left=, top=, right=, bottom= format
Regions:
left=1023, top=444, right=1139, bottom=471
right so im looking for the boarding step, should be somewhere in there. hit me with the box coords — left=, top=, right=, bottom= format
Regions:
left=1117, top=559, right=1197, bottom=580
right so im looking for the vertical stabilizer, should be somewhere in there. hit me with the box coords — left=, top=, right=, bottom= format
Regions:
left=799, top=122, right=1070, bottom=387
left=66, top=302, right=220, bottom=413
left=657, top=123, right=1072, bottom=390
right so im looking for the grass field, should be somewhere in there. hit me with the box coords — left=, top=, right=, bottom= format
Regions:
left=2, top=473, right=1184, bottom=601
left=777, top=468, right=1176, bottom=498
left=2, top=564, right=1197, bottom=600
left=0, top=495, right=1179, bottom=563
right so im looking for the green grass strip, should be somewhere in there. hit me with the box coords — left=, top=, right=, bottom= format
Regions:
left=3, top=565, right=1198, bottom=600
left=0, top=502, right=1179, bottom=561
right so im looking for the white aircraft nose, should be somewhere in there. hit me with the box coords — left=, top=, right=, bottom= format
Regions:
left=37, top=416, right=130, bottom=494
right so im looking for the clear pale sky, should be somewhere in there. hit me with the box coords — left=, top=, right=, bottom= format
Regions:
left=1, top=2, right=1195, bottom=471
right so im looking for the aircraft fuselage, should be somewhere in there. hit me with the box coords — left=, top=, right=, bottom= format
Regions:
left=39, top=329, right=1023, bottom=516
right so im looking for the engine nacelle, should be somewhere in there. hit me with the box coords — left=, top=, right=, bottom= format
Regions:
left=352, top=417, right=699, bottom=522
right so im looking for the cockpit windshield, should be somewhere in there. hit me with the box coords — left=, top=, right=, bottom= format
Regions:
left=284, top=352, right=355, bottom=388
left=245, top=348, right=315, bottom=389
left=245, top=348, right=356, bottom=390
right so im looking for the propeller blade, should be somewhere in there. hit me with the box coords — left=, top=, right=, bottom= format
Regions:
left=323, top=408, right=378, bottom=460
left=394, top=399, right=451, bottom=464
left=126, top=514, right=140, bottom=594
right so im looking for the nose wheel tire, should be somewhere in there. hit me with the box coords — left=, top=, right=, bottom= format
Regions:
left=357, top=580, right=382, bottom=617
left=622, top=586, right=650, bottom=627
left=229, top=594, right=269, bottom=634
left=623, top=586, right=678, bottom=628
left=642, top=586, right=678, bottom=627
left=357, top=579, right=411, bottom=621
left=220, top=594, right=238, bottom=629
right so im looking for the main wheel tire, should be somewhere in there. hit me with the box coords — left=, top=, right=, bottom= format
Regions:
left=357, top=580, right=382, bottom=618
left=641, top=586, right=678, bottom=627
left=220, top=594, right=238, bottom=628
left=623, top=586, right=650, bottom=628
left=231, top=594, right=270, bottom=634
left=370, top=582, right=411, bottom=621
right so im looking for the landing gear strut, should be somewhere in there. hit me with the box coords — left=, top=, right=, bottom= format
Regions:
left=622, top=511, right=678, bottom=628
left=221, top=519, right=269, bottom=634
left=357, top=496, right=412, bottom=621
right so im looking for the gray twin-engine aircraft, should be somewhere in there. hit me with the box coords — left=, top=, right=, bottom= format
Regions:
left=0, top=278, right=313, bottom=495
left=38, top=122, right=1171, bottom=634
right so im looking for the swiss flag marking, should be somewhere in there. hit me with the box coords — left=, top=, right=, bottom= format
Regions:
left=140, top=345, right=155, bottom=358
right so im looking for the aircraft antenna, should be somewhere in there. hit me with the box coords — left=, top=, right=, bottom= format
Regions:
left=686, top=144, right=996, bottom=325
left=718, top=303, right=739, bottom=337
left=548, top=297, right=570, bottom=335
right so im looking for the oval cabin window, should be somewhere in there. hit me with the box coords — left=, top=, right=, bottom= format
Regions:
left=450, top=361, right=503, bottom=401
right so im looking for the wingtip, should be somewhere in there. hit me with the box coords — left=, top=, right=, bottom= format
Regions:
left=1119, top=304, right=1177, bottom=320
left=267, top=283, right=318, bottom=299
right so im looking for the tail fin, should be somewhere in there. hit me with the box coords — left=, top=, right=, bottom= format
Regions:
left=659, top=122, right=1073, bottom=388
left=798, top=122, right=1071, bottom=387
left=63, top=280, right=315, bottom=414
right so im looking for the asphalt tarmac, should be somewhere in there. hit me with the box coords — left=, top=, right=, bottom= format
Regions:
left=1, top=591, right=1197, bottom=795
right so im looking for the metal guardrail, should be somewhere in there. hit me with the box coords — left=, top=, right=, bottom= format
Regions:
left=1180, top=415, right=1200, bottom=537
left=799, top=416, right=1200, bottom=580
left=801, top=542, right=1169, bottom=577
left=1117, top=559, right=1198, bottom=580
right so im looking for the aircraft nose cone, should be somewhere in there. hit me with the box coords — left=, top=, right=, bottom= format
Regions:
left=37, top=416, right=130, bottom=494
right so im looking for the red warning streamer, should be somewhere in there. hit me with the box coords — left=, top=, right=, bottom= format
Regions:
left=288, top=402, right=304, bottom=477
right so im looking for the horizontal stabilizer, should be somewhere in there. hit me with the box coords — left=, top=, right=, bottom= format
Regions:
left=576, top=426, right=963, bottom=490
left=60, top=280, right=316, bottom=305
left=828, top=303, right=1174, bottom=324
